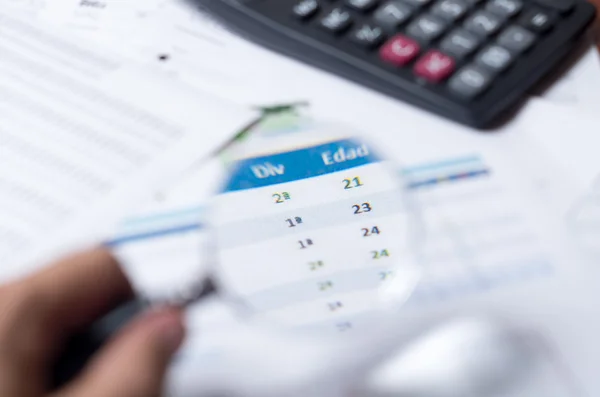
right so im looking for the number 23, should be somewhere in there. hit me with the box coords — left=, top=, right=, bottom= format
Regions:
left=352, top=202, right=372, bottom=214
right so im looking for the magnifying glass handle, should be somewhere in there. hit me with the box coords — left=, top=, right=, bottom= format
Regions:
left=51, top=277, right=217, bottom=390
left=51, top=299, right=145, bottom=389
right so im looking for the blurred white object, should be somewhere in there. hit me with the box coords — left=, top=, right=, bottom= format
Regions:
left=367, top=317, right=581, bottom=397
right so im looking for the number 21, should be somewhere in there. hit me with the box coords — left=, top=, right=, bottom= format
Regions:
left=343, top=177, right=363, bottom=189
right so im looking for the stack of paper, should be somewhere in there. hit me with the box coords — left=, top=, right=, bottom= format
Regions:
left=3, top=0, right=600, bottom=396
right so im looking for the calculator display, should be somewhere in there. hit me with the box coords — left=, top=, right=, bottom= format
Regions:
left=212, top=136, right=415, bottom=332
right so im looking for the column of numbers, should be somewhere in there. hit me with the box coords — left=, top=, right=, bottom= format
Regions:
left=218, top=162, right=407, bottom=331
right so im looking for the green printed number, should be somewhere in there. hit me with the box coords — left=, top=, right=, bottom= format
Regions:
left=318, top=281, right=334, bottom=291
left=343, top=177, right=363, bottom=189
left=273, top=192, right=291, bottom=203
left=308, top=261, right=324, bottom=271
left=371, top=249, right=390, bottom=259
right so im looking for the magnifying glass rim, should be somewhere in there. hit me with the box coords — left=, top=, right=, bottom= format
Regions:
left=203, top=128, right=427, bottom=337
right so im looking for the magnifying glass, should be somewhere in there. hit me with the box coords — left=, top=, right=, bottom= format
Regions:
left=52, top=123, right=580, bottom=397
left=206, top=126, right=421, bottom=328
left=52, top=124, right=421, bottom=392
left=193, top=126, right=423, bottom=396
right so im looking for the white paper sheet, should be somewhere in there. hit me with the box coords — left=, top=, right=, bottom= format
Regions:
left=0, top=8, right=257, bottom=281
left=537, top=39, right=600, bottom=107
left=517, top=100, right=600, bottom=195
left=109, top=102, right=600, bottom=396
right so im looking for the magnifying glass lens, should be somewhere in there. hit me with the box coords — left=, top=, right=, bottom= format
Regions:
left=208, top=130, right=420, bottom=334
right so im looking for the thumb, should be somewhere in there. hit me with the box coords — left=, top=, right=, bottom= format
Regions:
left=53, top=308, right=186, bottom=397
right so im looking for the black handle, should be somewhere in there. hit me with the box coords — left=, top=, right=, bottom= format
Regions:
left=51, top=278, right=218, bottom=390
left=51, top=299, right=146, bottom=389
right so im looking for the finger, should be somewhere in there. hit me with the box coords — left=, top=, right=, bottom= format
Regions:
left=16, top=247, right=133, bottom=338
left=53, top=308, right=185, bottom=397
left=0, top=248, right=132, bottom=396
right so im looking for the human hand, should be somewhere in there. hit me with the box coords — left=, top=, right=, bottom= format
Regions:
left=0, top=248, right=186, bottom=397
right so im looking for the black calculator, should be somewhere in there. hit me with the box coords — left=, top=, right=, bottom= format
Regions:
left=197, top=0, right=596, bottom=128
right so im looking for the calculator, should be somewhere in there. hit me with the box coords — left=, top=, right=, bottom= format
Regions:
left=196, top=0, right=596, bottom=128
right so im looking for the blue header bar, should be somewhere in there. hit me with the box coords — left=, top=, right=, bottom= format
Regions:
left=222, top=139, right=380, bottom=192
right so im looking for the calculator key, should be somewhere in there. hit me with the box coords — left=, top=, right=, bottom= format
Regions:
left=519, top=9, right=556, bottom=33
left=380, top=34, right=421, bottom=65
left=485, top=0, right=522, bottom=17
left=440, top=28, right=482, bottom=58
left=350, top=23, right=386, bottom=47
left=345, top=0, right=379, bottom=12
left=475, top=44, right=513, bottom=72
left=406, top=14, right=449, bottom=42
left=374, top=1, right=414, bottom=30
left=402, top=0, right=434, bottom=9
left=431, top=0, right=470, bottom=21
left=292, top=0, right=321, bottom=19
left=497, top=25, right=536, bottom=53
left=532, top=0, right=574, bottom=14
left=319, top=7, right=353, bottom=33
left=463, top=10, right=505, bottom=36
left=448, top=65, right=493, bottom=98
left=414, top=50, right=456, bottom=82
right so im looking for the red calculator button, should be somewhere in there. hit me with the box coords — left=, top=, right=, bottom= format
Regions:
left=413, top=50, right=455, bottom=82
left=379, top=35, right=420, bottom=66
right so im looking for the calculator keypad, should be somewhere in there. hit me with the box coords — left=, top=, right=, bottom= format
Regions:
left=448, top=65, right=493, bottom=97
left=346, top=0, right=380, bottom=11
left=285, top=0, right=593, bottom=104
left=414, top=50, right=456, bottom=81
left=519, top=9, right=557, bottom=32
left=496, top=25, right=537, bottom=52
left=373, top=1, right=414, bottom=29
left=319, top=7, right=353, bottom=32
left=475, top=44, right=514, bottom=71
left=350, top=23, right=387, bottom=47
left=463, top=11, right=505, bottom=36
left=485, top=0, right=523, bottom=17
left=440, top=28, right=482, bottom=57
left=431, top=0, right=471, bottom=21
left=407, top=14, right=449, bottom=41
left=380, top=34, right=421, bottom=65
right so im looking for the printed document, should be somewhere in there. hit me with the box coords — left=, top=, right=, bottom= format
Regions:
left=0, top=8, right=256, bottom=281
left=109, top=105, right=600, bottom=396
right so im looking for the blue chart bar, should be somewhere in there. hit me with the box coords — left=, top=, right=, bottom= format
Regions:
left=110, top=155, right=490, bottom=246
left=107, top=223, right=202, bottom=247
left=408, top=169, right=490, bottom=189
left=222, top=138, right=379, bottom=192
left=404, top=155, right=490, bottom=189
